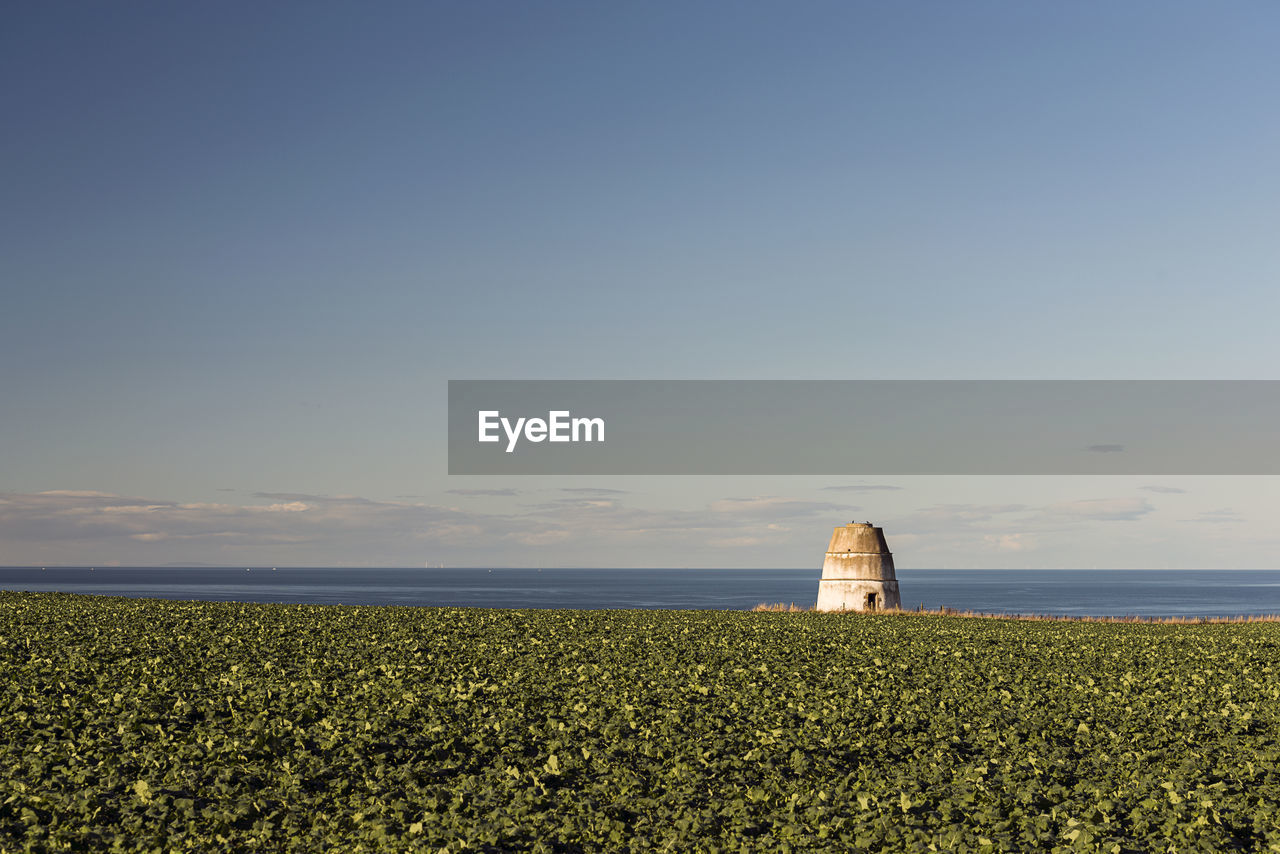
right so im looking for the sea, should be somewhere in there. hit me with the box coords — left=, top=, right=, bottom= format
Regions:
left=3, top=567, right=1280, bottom=618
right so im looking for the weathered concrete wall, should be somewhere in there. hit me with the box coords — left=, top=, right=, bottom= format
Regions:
left=815, top=578, right=901, bottom=612
left=814, top=522, right=902, bottom=611
left=818, top=553, right=897, bottom=580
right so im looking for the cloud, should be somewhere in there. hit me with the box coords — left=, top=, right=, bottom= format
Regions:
left=1086, top=444, right=1125, bottom=453
left=1041, top=497, right=1153, bottom=521
left=983, top=533, right=1035, bottom=552
left=822, top=484, right=903, bottom=492
left=906, top=503, right=1028, bottom=525
left=446, top=488, right=520, bottom=497
left=708, top=535, right=772, bottom=548
left=502, top=494, right=848, bottom=555
left=1182, top=508, right=1243, bottom=524
left=1140, top=485, right=1186, bottom=494
left=0, top=484, right=1185, bottom=569
left=708, top=497, right=853, bottom=519
left=0, top=490, right=494, bottom=560
left=252, top=492, right=329, bottom=501
left=258, top=502, right=310, bottom=512
left=3, top=487, right=841, bottom=564
left=902, top=497, right=1157, bottom=534
left=504, top=529, right=573, bottom=546
left=559, top=488, right=629, bottom=495
left=522, top=496, right=624, bottom=512
left=889, top=503, right=1033, bottom=540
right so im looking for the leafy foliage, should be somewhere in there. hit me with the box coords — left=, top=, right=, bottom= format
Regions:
left=3, top=591, right=1279, bottom=851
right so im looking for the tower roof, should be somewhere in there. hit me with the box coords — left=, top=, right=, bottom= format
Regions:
left=827, top=523, right=892, bottom=556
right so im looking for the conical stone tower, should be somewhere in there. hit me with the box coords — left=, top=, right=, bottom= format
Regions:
left=815, top=522, right=901, bottom=612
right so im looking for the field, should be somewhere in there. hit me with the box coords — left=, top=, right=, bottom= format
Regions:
left=3, top=592, right=1279, bottom=852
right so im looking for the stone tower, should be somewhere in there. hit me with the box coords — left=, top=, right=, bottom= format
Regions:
left=815, top=522, right=901, bottom=612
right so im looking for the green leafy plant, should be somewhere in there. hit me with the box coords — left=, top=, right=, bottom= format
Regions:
left=2, top=591, right=1278, bottom=851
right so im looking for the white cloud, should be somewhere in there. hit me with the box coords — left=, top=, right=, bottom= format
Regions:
left=260, top=502, right=310, bottom=513
left=1182, top=508, right=1243, bottom=524
left=2, top=482, right=1266, bottom=569
left=1041, top=498, right=1153, bottom=521
left=983, top=533, right=1034, bottom=552
left=708, top=497, right=851, bottom=519
left=0, top=490, right=493, bottom=563
left=505, top=529, right=573, bottom=546
left=822, top=484, right=903, bottom=492
left=708, top=536, right=771, bottom=547
left=894, top=503, right=1029, bottom=535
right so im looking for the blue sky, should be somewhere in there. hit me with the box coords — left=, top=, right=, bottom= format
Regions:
left=3, top=3, right=1278, bottom=567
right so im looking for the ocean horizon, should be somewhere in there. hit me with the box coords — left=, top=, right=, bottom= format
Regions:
left=4, top=567, right=1280, bottom=618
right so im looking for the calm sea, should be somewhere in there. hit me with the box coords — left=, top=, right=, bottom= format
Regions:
left=3, top=567, right=1280, bottom=618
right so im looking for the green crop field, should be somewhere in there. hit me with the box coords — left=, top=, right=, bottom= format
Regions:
left=2, top=592, right=1279, bottom=852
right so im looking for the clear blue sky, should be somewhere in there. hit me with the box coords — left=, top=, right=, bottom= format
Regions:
left=3, top=3, right=1278, bottom=566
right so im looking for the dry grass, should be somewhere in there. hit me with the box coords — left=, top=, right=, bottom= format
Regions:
left=751, top=602, right=1280, bottom=624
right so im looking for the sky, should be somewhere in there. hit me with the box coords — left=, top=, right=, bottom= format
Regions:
left=2, top=3, right=1279, bottom=568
